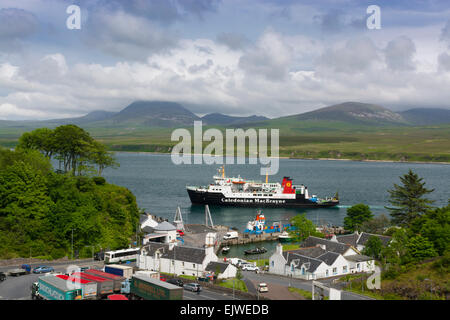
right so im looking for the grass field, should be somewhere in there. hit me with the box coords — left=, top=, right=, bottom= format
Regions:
left=1, top=122, right=449, bottom=163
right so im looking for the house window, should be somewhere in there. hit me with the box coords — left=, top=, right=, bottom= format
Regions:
left=326, top=269, right=329, bottom=277
left=182, top=262, right=184, bottom=267
left=193, top=264, right=196, bottom=268
left=171, top=260, right=175, bottom=266
left=357, top=263, right=360, bottom=270
left=301, top=267, right=306, bottom=275
left=271, top=261, right=274, bottom=267
left=343, top=266, right=347, bottom=273
left=332, top=267, right=337, bottom=275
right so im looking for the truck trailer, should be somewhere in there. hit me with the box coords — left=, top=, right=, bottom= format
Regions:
left=104, top=265, right=134, bottom=279
left=128, top=274, right=183, bottom=300
left=84, top=269, right=126, bottom=293
left=55, top=274, right=97, bottom=299
left=72, top=272, right=114, bottom=297
left=32, top=275, right=83, bottom=300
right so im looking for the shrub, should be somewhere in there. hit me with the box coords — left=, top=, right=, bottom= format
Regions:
left=93, top=176, right=106, bottom=185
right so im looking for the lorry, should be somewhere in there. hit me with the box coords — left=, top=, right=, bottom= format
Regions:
left=223, top=231, right=239, bottom=240
left=84, top=269, right=126, bottom=293
left=126, top=274, right=183, bottom=300
left=72, top=272, right=114, bottom=297
left=104, top=265, right=134, bottom=279
left=55, top=274, right=97, bottom=299
left=31, top=275, right=83, bottom=300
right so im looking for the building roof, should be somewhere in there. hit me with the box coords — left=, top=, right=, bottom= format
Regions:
left=357, top=233, right=392, bottom=247
left=301, top=236, right=353, bottom=255
left=205, top=262, right=231, bottom=274
left=316, top=251, right=341, bottom=265
left=344, top=254, right=374, bottom=262
left=142, top=226, right=155, bottom=234
left=287, top=246, right=326, bottom=258
left=154, top=221, right=176, bottom=231
left=336, top=233, right=359, bottom=247
left=140, top=214, right=149, bottom=224
left=142, top=242, right=206, bottom=264
left=336, top=232, right=391, bottom=248
left=283, top=251, right=324, bottom=273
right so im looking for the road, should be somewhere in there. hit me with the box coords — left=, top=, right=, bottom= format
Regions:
left=241, top=271, right=375, bottom=300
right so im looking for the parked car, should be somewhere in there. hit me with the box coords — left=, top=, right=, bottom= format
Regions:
left=0, top=271, right=6, bottom=281
left=258, top=283, right=268, bottom=293
left=168, top=278, right=184, bottom=287
left=183, top=283, right=202, bottom=292
left=33, top=266, right=55, bottom=274
left=159, top=276, right=167, bottom=282
left=242, top=264, right=259, bottom=272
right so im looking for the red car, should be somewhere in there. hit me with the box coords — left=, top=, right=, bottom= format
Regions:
left=177, top=230, right=185, bottom=236
left=160, top=276, right=166, bottom=282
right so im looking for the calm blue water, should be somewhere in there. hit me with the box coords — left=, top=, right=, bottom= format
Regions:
left=102, top=153, right=449, bottom=231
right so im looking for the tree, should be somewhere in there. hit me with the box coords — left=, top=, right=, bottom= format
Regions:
left=409, top=204, right=450, bottom=256
left=289, top=214, right=323, bottom=242
left=386, top=169, right=434, bottom=227
left=406, top=235, right=437, bottom=261
left=343, top=204, right=373, bottom=232
left=362, top=236, right=383, bottom=259
left=360, top=214, right=391, bottom=234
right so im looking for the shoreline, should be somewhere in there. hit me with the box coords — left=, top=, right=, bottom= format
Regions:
left=109, top=150, right=450, bottom=165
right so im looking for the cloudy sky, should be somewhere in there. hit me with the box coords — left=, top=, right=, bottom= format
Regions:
left=0, top=0, right=450, bottom=120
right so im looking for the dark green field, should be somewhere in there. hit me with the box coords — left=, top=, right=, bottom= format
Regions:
left=1, top=121, right=449, bottom=163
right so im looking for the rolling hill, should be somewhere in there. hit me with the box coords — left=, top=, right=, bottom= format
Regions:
left=399, top=108, right=450, bottom=125
left=279, top=102, right=408, bottom=126
left=201, top=113, right=268, bottom=125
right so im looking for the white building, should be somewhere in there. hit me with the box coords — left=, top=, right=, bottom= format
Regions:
left=142, top=221, right=178, bottom=245
left=137, top=242, right=219, bottom=277
left=269, top=236, right=376, bottom=280
left=205, top=261, right=237, bottom=279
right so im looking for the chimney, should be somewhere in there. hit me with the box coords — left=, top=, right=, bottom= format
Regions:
left=330, top=234, right=338, bottom=242
left=169, top=243, right=175, bottom=250
left=276, top=243, right=283, bottom=255
left=317, top=244, right=326, bottom=250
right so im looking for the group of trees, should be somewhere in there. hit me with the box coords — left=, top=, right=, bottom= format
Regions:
left=17, top=125, right=118, bottom=176
left=342, top=169, right=449, bottom=275
left=0, top=127, right=138, bottom=260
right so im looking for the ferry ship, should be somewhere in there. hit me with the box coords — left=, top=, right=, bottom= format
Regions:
left=186, top=166, right=339, bottom=208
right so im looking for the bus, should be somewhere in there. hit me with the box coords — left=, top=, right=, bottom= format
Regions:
left=104, top=248, right=141, bottom=264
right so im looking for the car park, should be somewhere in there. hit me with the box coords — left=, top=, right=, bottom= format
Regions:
left=32, top=266, right=55, bottom=274
left=183, top=283, right=201, bottom=292
left=168, top=278, right=184, bottom=287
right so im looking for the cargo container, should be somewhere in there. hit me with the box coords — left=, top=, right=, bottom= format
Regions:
left=33, top=275, right=83, bottom=300
left=72, top=272, right=114, bottom=297
left=129, top=274, right=183, bottom=300
left=84, top=269, right=125, bottom=293
left=104, top=265, right=133, bottom=279
left=56, top=274, right=97, bottom=299
left=134, top=270, right=159, bottom=279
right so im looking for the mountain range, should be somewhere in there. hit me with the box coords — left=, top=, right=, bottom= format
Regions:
left=1, top=100, right=450, bottom=129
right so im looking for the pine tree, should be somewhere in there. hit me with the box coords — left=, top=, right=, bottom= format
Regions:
left=386, top=169, right=434, bottom=227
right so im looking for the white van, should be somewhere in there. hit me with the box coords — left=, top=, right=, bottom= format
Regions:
left=223, top=231, right=239, bottom=240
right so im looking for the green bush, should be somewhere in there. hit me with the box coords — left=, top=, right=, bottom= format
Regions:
left=93, top=176, right=106, bottom=185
